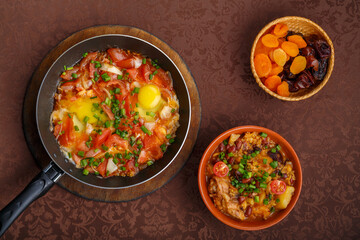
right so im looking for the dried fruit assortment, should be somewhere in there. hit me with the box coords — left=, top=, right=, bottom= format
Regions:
left=254, top=23, right=331, bottom=97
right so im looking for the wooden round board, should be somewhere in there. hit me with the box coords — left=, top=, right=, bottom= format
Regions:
left=22, top=25, right=201, bottom=202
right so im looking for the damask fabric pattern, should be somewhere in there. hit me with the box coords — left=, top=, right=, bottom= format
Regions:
left=0, top=0, right=359, bottom=239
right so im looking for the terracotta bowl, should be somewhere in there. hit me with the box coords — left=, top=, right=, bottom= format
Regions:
left=250, top=16, right=335, bottom=101
left=198, top=126, right=302, bottom=230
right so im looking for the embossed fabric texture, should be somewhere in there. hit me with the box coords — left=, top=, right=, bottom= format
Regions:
left=0, top=0, right=359, bottom=239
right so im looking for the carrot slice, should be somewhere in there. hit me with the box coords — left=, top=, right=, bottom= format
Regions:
left=277, top=81, right=290, bottom=97
left=281, top=41, right=299, bottom=57
left=273, top=23, right=288, bottom=37
left=290, top=56, right=307, bottom=74
left=288, top=35, right=307, bottom=48
left=261, top=34, right=279, bottom=48
left=254, top=54, right=272, bottom=77
left=265, top=75, right=282, bottom=92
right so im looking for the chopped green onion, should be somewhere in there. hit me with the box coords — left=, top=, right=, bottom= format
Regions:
left=260, top=183, right=267, bottom=188
left=83, top=116, right=89, bottom=123
left=63, top=65, right=67, bottom=70
left=120, top=166, right=126, bottom=171
left=270, top=206, right=275, bottom=213
left=117, top=74, right=123, bottom=80
left=141, top=125, right=152, bottom=135
left=82, top=169, right=89, bottom=175
left=113, top=158, right=118, bottom=164
left=101, top=73, right=111, bottom=82
left=263, top=199, right=269, bottom=205
left=101, top=145, right=109, bottom=151
left=251, top=152, right=256, bottom=158
left=80, top=159, right=88, bottom=167
left=276, top=199, right=280, bottom=203
left=263, top=158, right=267, bottom=164
left=160, top=144, right=167, bottom=152
left=68, top=152, right=72, bottom=158
left=133, top=87, right=140, bottom=94
left=254, top=196, right=259, bottom=203
left=67, top=67, right=73, bottom=70
left=146, top=111, right=156, bottom=117
left=228, top=152, right=234, bottom=157
left=271, top=148, right=277, bottom=153
left=90, top=96, right=97, bottom=99
left=74, top=125, right=79, bottom=131
left=78, top=151, right=85, bottom=157
left=114, top=88, right=121, bottom=94
left=260, top=132, right=268, bottom=138
left=276, top=145, right=281, bottom=151
left=169, top=138, right=175, bottom=143
left=71, top=73, right=78, bottom=79
left=83, top=52, right=88, bottom=57
left=104, top=120, right=111, bottom=128
left=223, top=139, right=228, bottom=145
left=95, top=61, right=101, bottom=68
left=142, top=58, right=146, bottom=64
left=166, top=134, right=172, bottom=139
left=171, top=108, right=175, bottom=113
left=270, top=161, right=278, bottom=169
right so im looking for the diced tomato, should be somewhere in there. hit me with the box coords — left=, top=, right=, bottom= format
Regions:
left=154, top=127, right=166, bottom=142
left=92, top=84, right=107, bottom=101
left=85, top=148, right=101, bottom=158
left=76, top=140, right=90, bottom=152
left=115, top=58, right=136, bottom=69
left=57, top=116, right=75, bottom=147
left=79, top=52, right=97, bottom=69
left=124, top=94, right=137, bottom=116
left=60, top=66, right=80, bottom=80
left=213, top=162, right=229, bottom=178
left=105, top=134, right=129, bottom=149
left=101, top=104, right=115, bottom=120
left=270, top=180, right=287, bottom=195
left=97, top=158, right=108, bottom=177
left=138, top=150, right=148, bottom=164
left=143, top=135, right=163, bottom=160
left=72, top=154, right=82, bottom=165
left=127, top=68, right=143, bottom=82
left=141, top=64, right=151, bottom=82
left=125, top=160, right=138, bottom=176
left=107, top=48, right=128, bottom=62
left=89, top=63, right=95, bottom=79
left=93, top=129, right=112, bottom=148
left=152, top=69, right=172, bottom=90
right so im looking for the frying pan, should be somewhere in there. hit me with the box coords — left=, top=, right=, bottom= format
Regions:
left=0, top=34, right=191, bottom=235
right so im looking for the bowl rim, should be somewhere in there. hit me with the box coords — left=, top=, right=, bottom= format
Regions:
left=198, top=125, right=302, bottom=230
left=250, top=16, right=335, bottom=101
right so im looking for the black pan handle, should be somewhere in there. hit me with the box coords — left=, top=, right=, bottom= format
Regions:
left=0, top=162, right=63, bottom=236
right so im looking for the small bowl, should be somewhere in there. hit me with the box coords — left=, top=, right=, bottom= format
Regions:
left=250, top=16, right=335, bottom=101
left=198, top=126, right=302, bottom=230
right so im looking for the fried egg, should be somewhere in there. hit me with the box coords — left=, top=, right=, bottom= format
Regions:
left=136, top=84, right=165, bottom=121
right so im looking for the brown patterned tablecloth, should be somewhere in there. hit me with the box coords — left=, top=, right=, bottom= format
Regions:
left=0, top=0, right=359, bottom=239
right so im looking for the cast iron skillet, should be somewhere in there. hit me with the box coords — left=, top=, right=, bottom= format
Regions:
left=0, top=34, right=191, bottom=235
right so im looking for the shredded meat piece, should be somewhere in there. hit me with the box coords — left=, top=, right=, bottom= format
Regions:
left=208, top=176, right=245, bottom=220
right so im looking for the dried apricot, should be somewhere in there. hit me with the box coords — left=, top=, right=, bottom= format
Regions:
left=261, top=34, right=279, bottom=48
left=265, top=75, right=282, bottom=92
left=277, top=81, right=290, bottom=97
left=268, top=49, right=275, bottom=61
left=254, top=41, right=272, bottom=56
left=273, top=23, right=288, bottom=37
left=273, top=48, right=287, bottom=67
left=288, top=35, right=307, bottom=48
left=269, top=63, right=283, bottom=76
left=290, top=56, right=307, bottom=74
left=281, top=41, right=299, bottom=57
left=277, top=37, right=286, bottom=46
left=254, top=53, right=272, bottom=77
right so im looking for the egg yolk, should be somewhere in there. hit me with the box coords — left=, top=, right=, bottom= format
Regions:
left=67, top=97, right=108, bottom=124
left=138, top=84, right=161, bottom=109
